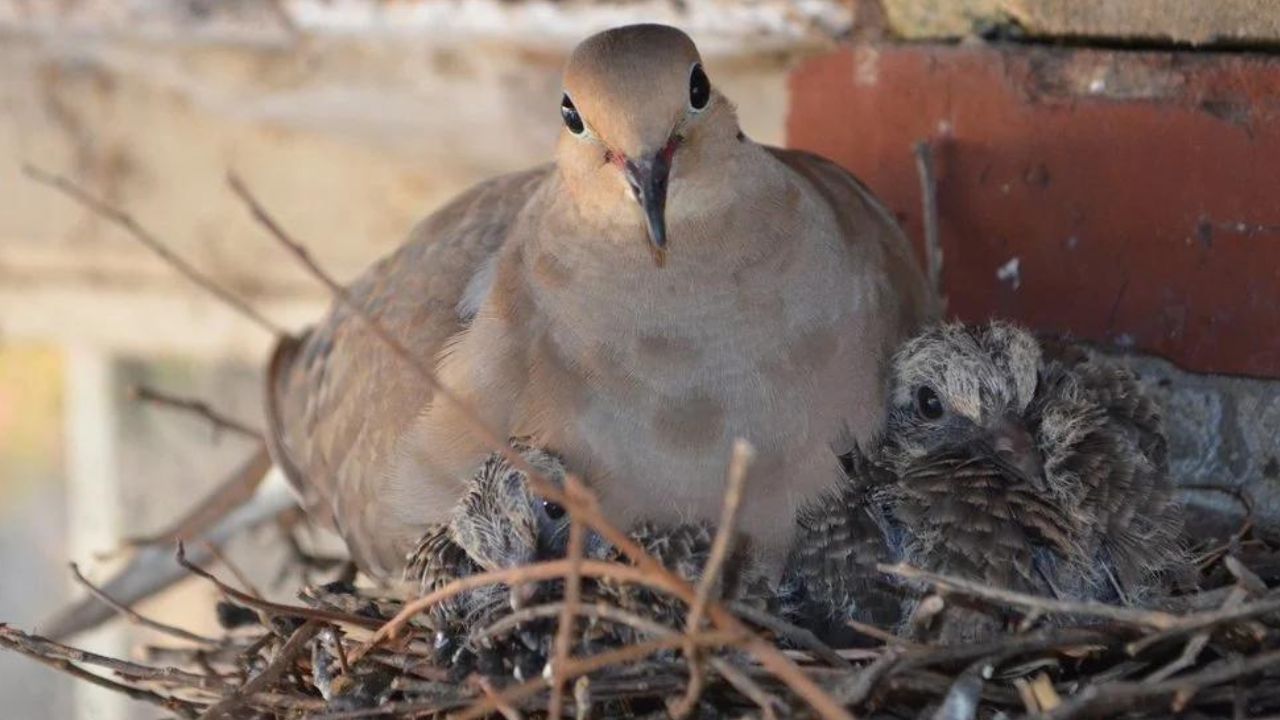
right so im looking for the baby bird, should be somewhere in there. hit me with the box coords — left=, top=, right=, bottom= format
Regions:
left=407, top=442, right=768, bottom=659
left=403, top=441, right=572, bottom=631
left=791, top=322, right=1188, bottom=642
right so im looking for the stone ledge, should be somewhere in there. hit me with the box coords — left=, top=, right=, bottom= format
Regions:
left=877, top=0, right=1280, bottom=46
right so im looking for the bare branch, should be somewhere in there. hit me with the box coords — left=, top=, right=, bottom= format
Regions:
left=68, top=562, right=218, bottom=645
left=674, top=439, right=755, bottom=716
left=880, top=563, right=1180, bottom=630
left=130, top=385, right=261, bottom=440
left=176, top=543, right=380, bottom=630
left=197, top=620, right=321, bottom=720
left=548, top=476, right=589, bottom=719
left=23, top=164, right=286, bottom=337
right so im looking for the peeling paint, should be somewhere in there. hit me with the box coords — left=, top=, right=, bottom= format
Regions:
left=996, top=256, right=1021, bottom=290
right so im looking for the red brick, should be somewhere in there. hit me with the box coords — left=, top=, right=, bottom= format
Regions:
left=788, top=44, right=1280, bottom=378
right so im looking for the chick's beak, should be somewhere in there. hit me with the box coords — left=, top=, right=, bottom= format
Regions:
left=986, top=415, right=1046, bottom=490
left=623, top=150, right=671, bottom=252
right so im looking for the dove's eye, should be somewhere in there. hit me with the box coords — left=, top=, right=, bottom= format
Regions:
left=542, top=499, right=566, bottom=520
left=689, top=63, right=710, bottom=110
left=560, top=94, right=585, bottom=135
left=915, top=386, right=944, bottom=420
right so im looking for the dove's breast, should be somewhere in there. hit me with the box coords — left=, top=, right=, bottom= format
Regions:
left=517, top=168, right=915, bottom=569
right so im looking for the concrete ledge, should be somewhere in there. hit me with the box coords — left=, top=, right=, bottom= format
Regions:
left=877, top=0, right=1280, bottom=46
left=1, top=25, right=800, bottom=357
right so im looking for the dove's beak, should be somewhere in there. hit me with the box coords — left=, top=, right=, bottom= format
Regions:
left=624, top=152, right=670, bottom=253
left=986, top=416, right=1045, bottom=490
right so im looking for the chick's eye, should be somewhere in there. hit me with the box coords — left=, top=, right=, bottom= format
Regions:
left=915, top=386, right=944, bottom=420
left=689, top=63, right=710, bottom=110
left=560, top=94, right=584, bottom=135
left=542, top=500, right=566, bottom=520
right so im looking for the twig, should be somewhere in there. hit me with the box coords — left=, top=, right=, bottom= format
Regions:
left=880, top=563, right=1180, bottom=630
left=23, top=164, right=285, bottom=336
left=846, top=619, right=920, bottom=649
left=200, top=540, right=265, bottom=600
left=832, top=646, right=905, bottom=705
left=309, top=699, right=467, bottom=720
left=124, top=445, right=273, bottom=548
left=0, top=625, right=205, bottom=718
left=1182, top=484, right=1256, bottom=567
left=913, top=140, right=944, bottom=308
left=68, top=562, right=217, bottom=645
left=707, top=656, right=784, bottom=720
left=473, top=600, right=674, bottom=644
left=176, top=543, right=381, bottom=630
left=0, top=624, right=229, bottom=689
left=898, top=628, right=1111, bottom=672
left=455, top=631, right=747, bottom=720
left=687, top=440, right=754, bottom=633
left=548, top=476, right=589, bottom=719
left=359, top=559, right=679, bottom=660
left=477, top=677, right=525, bottom=720
left=1127, top=589, right=1280, bottom=655
left=1145, top=586, right=1247, bottom=682
left=229, top=172, right=854, bottom=720
left=730, top=601, right=852, bottom=669
left=673, top=439, right=755, bottom=717
left=130, top=385, right=262, bottom=440
left=1042, top=649, right=1280, bottom=720
left=198, top=620, right=321, bottom=720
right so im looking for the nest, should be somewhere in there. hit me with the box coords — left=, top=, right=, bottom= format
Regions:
left=3, top=494, right=1280, bottom=720
left=11, top=165, right=1280, bottom=720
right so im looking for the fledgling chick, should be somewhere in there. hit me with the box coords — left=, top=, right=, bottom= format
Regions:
left=793, top=322, right=1189, bottom=643
left=408, top=442, right=770, bottom=656
left=403, top=441, right=572, bottom=632
left=784, top=453, right=903, bottom=642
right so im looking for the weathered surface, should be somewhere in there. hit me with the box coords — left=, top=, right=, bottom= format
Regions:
left=1122, top=351, right=1280, bottom=528
left=789, top=43, right=1280, bottom=378
left=876, top=0, right=1280, bottom=45
left=0, top=17, right=808, bottom=359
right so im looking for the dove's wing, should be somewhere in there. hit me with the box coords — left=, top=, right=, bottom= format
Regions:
left=265, top=165, right=552, bottom=575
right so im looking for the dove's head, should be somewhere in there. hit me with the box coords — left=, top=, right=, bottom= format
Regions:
left=451, top=444, right=573, bottom=577
left=557, top=24, right=741, bottom=261
left=881, top=322, right=1047, bottom=489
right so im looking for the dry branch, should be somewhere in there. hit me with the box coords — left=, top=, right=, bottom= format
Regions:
left=68, top=562, right=217, bottom=645
left=881, top=563, right=1181, bottom=629
left=23, top=165, right=286, bottom=337
left=130, top=385, right=262, bottom=440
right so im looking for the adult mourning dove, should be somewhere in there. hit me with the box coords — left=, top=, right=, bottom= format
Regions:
left=267, top=23, right=934, bottom=582
left=790, top=322, right=1189, bottom=643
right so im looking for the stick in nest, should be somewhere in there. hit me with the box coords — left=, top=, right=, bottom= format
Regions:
left=547, top=476, right=589, bottom=720
left=198, top=619, right=322, bottom=720
left=175, top=543, right=381, bottom=631
left=456, top=630, right=748, bottom=720
left=68, top=562, right=218, bottom=646
left=880, top=563, right=1181, bottom=630
left=672, top=439, right=755, bottom=718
